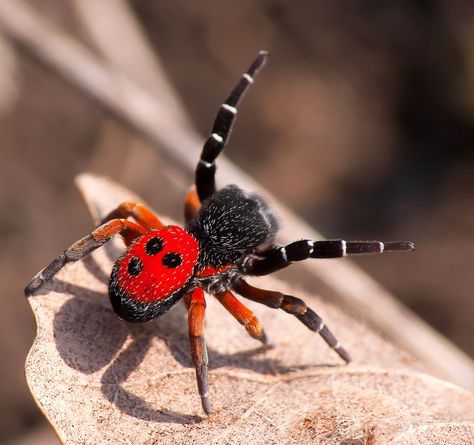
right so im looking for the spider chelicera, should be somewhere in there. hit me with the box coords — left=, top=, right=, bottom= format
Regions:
left=25, top=50, right=414, bottom=415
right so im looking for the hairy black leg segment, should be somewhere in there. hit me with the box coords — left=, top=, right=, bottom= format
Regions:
left=241, top=239, right=415, bottom=276
left=195, top=51, right=268, bottom=202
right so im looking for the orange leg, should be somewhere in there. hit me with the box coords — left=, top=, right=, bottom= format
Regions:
left=25, top=219, right=146, bottom=295
left=185, top=288, right=211, bottom=415
left=231, top=277, right=351, bottom=363
left=184, top=186, right=201, bottom=223
left=102, top=201, right=163, bottom=231
left=214, top=289, right=269, bottom=344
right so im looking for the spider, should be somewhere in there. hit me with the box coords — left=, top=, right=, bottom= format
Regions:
left=25, top=51, right=414, bottom=415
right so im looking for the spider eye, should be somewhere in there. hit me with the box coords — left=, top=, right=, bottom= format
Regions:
left=128, top=257, right=143, bottom=276
left=145, top=237, right=164, bottom=255
left=162, top=252, right=182, bottom=268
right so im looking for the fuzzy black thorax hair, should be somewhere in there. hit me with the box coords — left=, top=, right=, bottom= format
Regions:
left=187, top=185, right=279, bottom=268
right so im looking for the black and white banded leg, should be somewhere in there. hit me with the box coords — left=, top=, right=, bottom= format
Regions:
left=195, top=50, right=268, bottom=201
left=231, top=277, right=351, bottom=363
left=241, top=239, right=415, bottom=276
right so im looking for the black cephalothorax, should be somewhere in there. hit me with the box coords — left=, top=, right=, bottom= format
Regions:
left=187, top=185, right=278, bottom=269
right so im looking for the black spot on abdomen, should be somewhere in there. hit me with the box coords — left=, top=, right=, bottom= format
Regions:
left=128, top=257, right=143, bottom=276
left=162, top=252, right=182, bottom=268
left=145, top=237, right=164, bottom=255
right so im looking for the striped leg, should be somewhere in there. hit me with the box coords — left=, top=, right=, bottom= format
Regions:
left=195, top=50, right=268, bottom=201
left=232, top=277, right=351, bottom=363
left=214, top=289, right=269, bottom=345
left=24, top=219, right=146, bottom=295
left=241, top=239, right=415, bottom=276
left=185, top=288, right=211, bottom=415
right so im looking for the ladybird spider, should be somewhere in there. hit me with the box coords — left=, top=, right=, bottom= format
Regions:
left=25, top=50, right=414, bottom=415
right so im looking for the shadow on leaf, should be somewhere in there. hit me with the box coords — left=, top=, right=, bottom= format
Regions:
left=51, top=268, right=334, bottom=423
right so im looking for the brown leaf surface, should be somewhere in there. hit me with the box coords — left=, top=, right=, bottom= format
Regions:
left=25, top=174, right=474, bottom=445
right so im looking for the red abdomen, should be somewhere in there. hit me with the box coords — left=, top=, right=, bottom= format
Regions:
left=109, top=225, right=199, bottom=322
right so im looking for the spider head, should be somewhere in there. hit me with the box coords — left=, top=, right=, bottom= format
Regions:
left=187, top=185, right=279, bottom=269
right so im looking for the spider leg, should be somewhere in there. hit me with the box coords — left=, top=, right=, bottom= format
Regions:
left=214, top=289, right=269, bottom=345
left=184, top=186, right=201, bottom=224
left=241, top=239, right=415, bottom=276
left=231, top=277, right=351, bottom=363
left=185, top=288, right=211, bottom=415
left=195, top=51, right=268, bottom=202
left=101, top=201, right=163, bottom=231
left=25, top=219, right=146, bottom=295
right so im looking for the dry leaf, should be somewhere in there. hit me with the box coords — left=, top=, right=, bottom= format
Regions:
left=25, top=174, right=474, bottom=444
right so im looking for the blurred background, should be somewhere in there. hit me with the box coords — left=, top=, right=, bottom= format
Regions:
left=0, top=0, right=473, bottom=443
